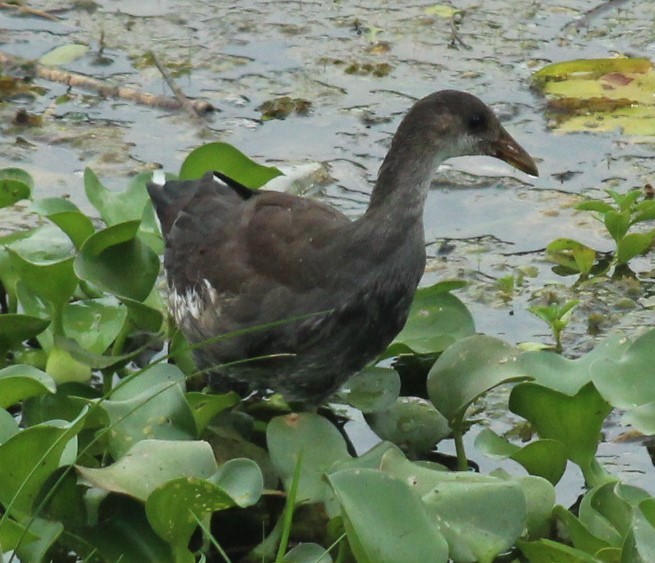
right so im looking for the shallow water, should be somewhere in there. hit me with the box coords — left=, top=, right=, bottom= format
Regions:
left=1, top=0, right=654, bottom=500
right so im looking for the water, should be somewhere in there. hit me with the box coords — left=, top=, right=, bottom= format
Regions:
left=1, top=0, right=654, bottom=499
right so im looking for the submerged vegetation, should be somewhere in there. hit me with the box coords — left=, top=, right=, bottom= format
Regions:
left=0, top=142, right=654, bottom=562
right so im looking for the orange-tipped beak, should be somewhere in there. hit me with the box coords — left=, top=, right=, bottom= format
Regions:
left=492, top=127, right=539, bottom=177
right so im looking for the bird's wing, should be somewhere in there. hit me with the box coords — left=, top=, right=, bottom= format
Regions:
left=159, top=173, right=351, bottom=326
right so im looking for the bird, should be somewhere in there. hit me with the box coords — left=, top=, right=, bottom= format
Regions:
left=147, top=90, right=538, bottom=406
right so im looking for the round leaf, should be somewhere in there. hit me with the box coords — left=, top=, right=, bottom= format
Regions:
left=0, top=364, right=56, bottom=408
left=328, top=468, right=449, bottom=563
left=75, top=221, right=160, bottom=301
left=427, top=335, right=527, bottom=422
left=179, top=142, right=282, bottom=187
left=77, top=439, right=218, bottom=501
left=342, top=366, right=400, bottom=412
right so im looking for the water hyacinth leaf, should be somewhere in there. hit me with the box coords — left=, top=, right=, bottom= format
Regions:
left=0, top=177, right=31, bottom=207
left=512, top=475, right=557, bottom=540
left=139, top=197, right=165, bottom=254
left=427, top=335, right=527, bottom=422
left=63, top=297, right=128, bottom=354
left=146, top=458, right=263, bottom=556
left=186, top=391, right=241, bottom=435
left=328, top=468, right=449, bottom=563
left=53, top=334, right=146, bottom=371
left=118, top=295, right=164, bottom=332
left=366, top=396, right=450, bottom=455
left=509, top=382, right=611, bottom=477
left=629, top=498, right=655, bottom=560
left=0, top=408, right=19, bottom=443
left=0, top=516, right=39, bottom=552
left=0, top=364, right=56, bottom=408
left=31, top=197, right=95, bottom=248
left=93, top=363, right=196, bottom=457
left=145, top=477, right=236, bottom=561
left=623, top=401, right=655, bottom=435
left=0, top=313, right=49, bottom=356
left=179, top=142, right=282, bottom=187
left=14, top=517, right=64, bottom=563
left=267, top=413, right=351, bottom=504
left=518, top=335, right=628, bottom=396
left=577, top=482, right=642, bottom=547
left=592, top=329, right=655, bottom=410
left=75, top=497, right=174, bottom=563
left=39, top=43, right=89, bottom=66
left=45, top=340, right=92, bottom=383
left=475, top=429, right=567, bottom=485
left=77, top=439, right=218, bottom=501
left=8, top=249, right=77, bottom=313
left=379, top=448, right=525, bottom=561
left=283, top=543, right=333, bottom=563
left=75, top=220, right=159, bottom=301
left=0, top=407, right=87, bottom=518
left=553, top=505, right=610, bottom=554
left=545, top=238, right=596, bottom=275
left=342, top=366, right=400, bottom=412
left=616, top=231, right=655, bottom=265
left=84, top=168, right=160, bottom=226
left=0, top=167, right=34, bottom=190
left=518, top=538, right=603, bottom=562
left=383, top=283, right=474, bottom=358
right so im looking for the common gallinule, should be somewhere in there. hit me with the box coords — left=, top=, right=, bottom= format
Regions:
left=148, top=90, right=538, bottom=405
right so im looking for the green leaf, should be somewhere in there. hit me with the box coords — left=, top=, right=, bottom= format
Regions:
left=545, top=238, right=596, bottom=275
left=427, top=335, right=527, bottom=422
left=146, top=459, right=262, bottom=561
left=0, top=314, right=50, bottom=356
left=328, top=468, right=449, bottom=563
left=77, top=439, right=218, bottom=501
left=267, top=413, right=351, bottom=505
left=509, top=382, right=611, bottom=480
left=384, top=284, right=475, bottom=357
left=92, top=363, right=196, bottom=458
left=84, top=168, right=159, bottom=226
left=475, top=429, right=567, bottom=485
left=616, top=231, right=655, bottom=264
left=553, top=504, right=610, bottom=554
left=629, top=498, right=655, bottom=560
left=592, top=329, right=655, bottom=424
left=0, top=175, right=31, bottom=207
left=604, top=210, right=631, bottom=242
left=341, top=366, right=400, bottom=412
left=518, top=538, right=604, bottom=562
left=186, top=391, right=241, bottom=435
left=283, top=543, right=333, bottom=562
left=31, top=197, right=95, bottom=248
left=575, top=200, right=614, bottom=214
left=74, top=497, right=175, bottom=563
left=379, top=448, right=525, bottom=562
left=179, top=142, right=282, bottom=187
left=366, top=396, right=450, bottom=456
left=0, top=408, right=19, bottom=444
left=8, top=249, right=77, bottom=313
left=63, top=297, right=128, bottom=354
left=0, top=516, right=39, bottom=552
left=0, top=407, right=87, bottom=518
left=0, top=364, right=56, bottom=408
left=75, top=220, right=160, bottom=301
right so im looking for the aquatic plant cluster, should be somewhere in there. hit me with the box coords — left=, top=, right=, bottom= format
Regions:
left=1, top=144, right=655, bottom=562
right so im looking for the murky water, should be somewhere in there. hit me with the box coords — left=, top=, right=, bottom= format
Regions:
left=1, top=0, right=654, bottom=499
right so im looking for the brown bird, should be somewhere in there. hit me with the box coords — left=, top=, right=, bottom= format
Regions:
left=148, top=90, right=538, bottom=406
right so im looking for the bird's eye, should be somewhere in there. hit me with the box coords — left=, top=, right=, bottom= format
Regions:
left=468, top=113, right=486, bottom=131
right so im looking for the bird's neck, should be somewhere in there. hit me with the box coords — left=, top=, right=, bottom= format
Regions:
left=364, top=136, right=448, bottom=226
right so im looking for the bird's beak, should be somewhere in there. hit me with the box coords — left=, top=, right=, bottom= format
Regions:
left=492, top=126, right=539, bottom=177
